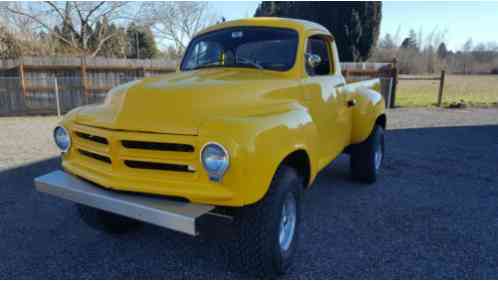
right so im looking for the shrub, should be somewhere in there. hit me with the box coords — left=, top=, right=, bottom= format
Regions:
left=0, top=26, right=22, bottom=59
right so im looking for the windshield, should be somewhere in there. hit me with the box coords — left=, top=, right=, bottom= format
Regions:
left=180, top=27, right=299, bottom=72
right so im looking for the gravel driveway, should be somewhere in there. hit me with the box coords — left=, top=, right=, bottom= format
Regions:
left=0, top=108, right=497, bottom=278
left=0, top=116, right=59, bottom=171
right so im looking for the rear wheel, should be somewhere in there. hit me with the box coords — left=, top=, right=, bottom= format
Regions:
left=76, top=204, right=142, bottom=234
left=228, top=165, right=303, bottom=278
left=350, top=124, right=384, bottom=183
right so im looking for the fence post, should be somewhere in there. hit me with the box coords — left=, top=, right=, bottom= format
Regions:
left=80, top=56, right=88, bottom=104
left=344, top=69, right=349, bottom=81
left=386, top=78, right=393, bottom=108
left=18, top=62, right=28, bottom=113
left=389, top=58, right=398, bottom=108
left=19, top=63, right=26, bottom=97
left=54, top=77, right=61, bottom=118
left=437, top=70, right=446, bottom=107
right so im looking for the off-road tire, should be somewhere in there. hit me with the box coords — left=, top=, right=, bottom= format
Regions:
left=350, top=124, right=384, bottom=183
left=228, top=165, right=303, bottom=278
left=76, top=204, right=142, bottom=234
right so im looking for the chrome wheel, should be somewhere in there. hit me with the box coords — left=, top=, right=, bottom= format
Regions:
left=374, top=140, right=383, bottom=171
left=279, top=192, right=296, bottom=252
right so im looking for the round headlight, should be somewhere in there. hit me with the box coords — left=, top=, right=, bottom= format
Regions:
left=201, top=142, right=229, bottom=182
left=54, top=126, right=71, bottom=152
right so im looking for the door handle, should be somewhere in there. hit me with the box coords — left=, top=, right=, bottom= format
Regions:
left=347, top=99, right=357, bottom=107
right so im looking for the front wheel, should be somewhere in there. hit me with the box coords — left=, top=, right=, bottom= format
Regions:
left=228, top=165, right=303, bottom=278
left=350, top=124, right=385, bottom=183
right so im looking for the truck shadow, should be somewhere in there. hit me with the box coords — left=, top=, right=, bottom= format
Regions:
left=0, top=124, right=497, bottom=278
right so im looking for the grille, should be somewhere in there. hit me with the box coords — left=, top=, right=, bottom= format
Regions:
left=78, top=149, right=112, bottom=164
left=72, top=126, right=197, bottom=175
left=124, top=160, right=194, bottom=173
left=75, top=131, right=108, bottom=145
left=121, top=140, right=194, bottom=152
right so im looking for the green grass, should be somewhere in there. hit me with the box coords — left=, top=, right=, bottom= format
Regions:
left=396, top=75, right=498, bottom=107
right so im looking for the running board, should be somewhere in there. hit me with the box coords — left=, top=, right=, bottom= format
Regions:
left=34, top=170, right=215, bottom=236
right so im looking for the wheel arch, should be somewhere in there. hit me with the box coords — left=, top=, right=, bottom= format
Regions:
left=219, top=108, right=318, bottom=206
left=280, top=149, right=312, bottom=189
left=351, top=85, right=387, bottom=144
left=376, top=113, right=387, bottom=129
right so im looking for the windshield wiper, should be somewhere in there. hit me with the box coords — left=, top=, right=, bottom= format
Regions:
left=236, top=57, right=264, bottom=70
left=189, top=61, right=222, bottom=70
left=188, top=57, right=264, bottom=71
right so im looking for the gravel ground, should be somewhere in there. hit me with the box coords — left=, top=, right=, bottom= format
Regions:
left=387, top=107, right=498, bottom=129
left=0, top=108, right=497, bottom=278
left=0, top=116, right=59, bottom=171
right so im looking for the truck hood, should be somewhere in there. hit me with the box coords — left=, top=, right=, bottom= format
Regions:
left=74, top=68, right=301, bottom=135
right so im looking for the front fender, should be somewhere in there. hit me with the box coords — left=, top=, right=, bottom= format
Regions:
left=351, top=84, right=385, bottom=144
left=200, top=108, right=318, bottom=205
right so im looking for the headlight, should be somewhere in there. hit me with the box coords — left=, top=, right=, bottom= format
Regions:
left=201, top=142, right=229, bottom=182
left=54, top=126, right=71, bottom=152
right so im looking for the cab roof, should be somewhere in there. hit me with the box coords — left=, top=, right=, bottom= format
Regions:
left=196, top=17, right=331, bottom=38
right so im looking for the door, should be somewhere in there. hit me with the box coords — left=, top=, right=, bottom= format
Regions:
left=302, top=36, right=350, bottom=168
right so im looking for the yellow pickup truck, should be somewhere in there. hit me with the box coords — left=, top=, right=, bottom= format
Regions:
left=35, top=18, right=386, bottom=277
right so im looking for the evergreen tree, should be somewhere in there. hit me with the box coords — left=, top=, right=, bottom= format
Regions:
left=126, top=23, right=159, bottom=59
left=400, top=29, right=418, bottom=50
left=437, top=42, right=448, bottom=59
left=379, top=33, right=396, bottom=49
left=53, top=2, right=79, bottom=55
left=60, top=2, right=75, bottom=46
left=254, top=1, right=382, bottom=62
left=90, top=18, right=128, bottom=58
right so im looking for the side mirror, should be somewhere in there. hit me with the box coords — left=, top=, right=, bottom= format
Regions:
left=306, top=53, right=322, bottom=68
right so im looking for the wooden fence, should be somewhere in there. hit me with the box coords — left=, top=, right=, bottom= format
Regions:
left=341, top=59, right=398, bottom=108
left=0, top=57, right=176, bottom=116
left=0, top=57, right=399, bottom=116
left=399, top=70, right=446, bottom=107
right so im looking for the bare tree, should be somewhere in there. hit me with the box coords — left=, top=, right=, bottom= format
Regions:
left=462, top=38, right=474, bottom=74
left=138, top=2, right=216, bottom=53
left=0, top=26, right=22, bottom=59
left=0, top=2, right=39, bottom=40
left=1, top=1, right=133, bottom=56
left=421, top=27, right=447, bottom=73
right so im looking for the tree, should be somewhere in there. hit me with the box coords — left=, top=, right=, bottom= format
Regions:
left=472, top=43, right=495, bottom=64
left=462, top=38, right=474, bottom=74
left=163, top=45, right=182, bottom=61
left=0, top=26, right=22, bottom=59
left=90, top=18, right=128, bottom=58
left=137, top=2, right=215, bottom=53
left=126, top=23, right=159, bottom=59
left=462, top=38, right=473, bottom=53
left=2, top=2, right=132, bottom=56
left=437, top=42, right=448, bottom=59
left=254, top=1, right=382, bottom=62
left=379, top=33, right=397, bottom=49
left=400, top=29, right=418, bottom=50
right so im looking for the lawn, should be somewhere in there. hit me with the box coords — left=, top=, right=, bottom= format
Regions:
left=395, top=75, right=498, bottom=107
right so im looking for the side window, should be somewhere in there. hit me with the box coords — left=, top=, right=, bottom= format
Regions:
left=305, top=36, right=332, bottom=76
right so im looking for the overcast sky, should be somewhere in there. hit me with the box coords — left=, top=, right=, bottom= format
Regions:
left=210, top=1, right=498, bottom=51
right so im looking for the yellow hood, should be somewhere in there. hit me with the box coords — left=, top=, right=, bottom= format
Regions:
left=74, top=68, right=302, bottom=135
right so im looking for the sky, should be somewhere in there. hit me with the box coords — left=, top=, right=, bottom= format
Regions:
left=210, top=1, right=498, bottom=51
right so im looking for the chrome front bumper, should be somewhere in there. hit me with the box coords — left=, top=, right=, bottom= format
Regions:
left=34, top=170, right=218, bottom=236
